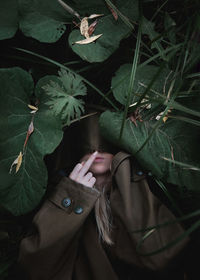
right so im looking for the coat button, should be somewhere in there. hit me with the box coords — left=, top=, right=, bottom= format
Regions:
left=137, top=170, right=143, bottom=176
left=74, top=206, right=83, bottom=214
left=62, top=198, right=71, bottom=208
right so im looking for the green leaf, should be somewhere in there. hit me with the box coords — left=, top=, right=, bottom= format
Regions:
left=0, top=0, right=18, bottom=40
left=111, top=63, right=172, bottom=106
left=18, top=0, right=66, bottom=42
left=119, top=16, right=142, bottom=138
left=68, top=0, right=139, bottom=62
left=141, top=16, right=166, bottom=59
left=0, top=67, right=63, bottom=215
left=39, top=69, right=86, bottom=126
left=99, top=110, right=200, bottom=192
left=19, top=0, right=72, bottom=22
left=164, top=12, right=176, bottom=44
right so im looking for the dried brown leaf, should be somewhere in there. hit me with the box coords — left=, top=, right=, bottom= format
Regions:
left=88, top=14, right=103, bottom=19
left=9, top=151, right=23, bottom=174
left=74, top=34, right=102, bottom=45
left=163, top=116, right=168, bottom=123
left=88, top=19, right=98, bottom=36
left=28, top=105, right=37, bottom=110
left=80, top=17, right=89, bottom=38
left=16, top=151, right=23, bottom=173
left=23, top=120, right=34, bottom=148
left=28, top=104, right=38, bottom=114
left=28, top=120, right=34, bottom=134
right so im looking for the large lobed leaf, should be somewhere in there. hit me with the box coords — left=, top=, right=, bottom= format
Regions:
left=0, top=68, right=63, bottom=215
left=0, top=0, right=18, bottom=40
left=111, top=63, right=173, bottom=106
left=18, top=0, right=67, bottom=43
left=99, top=111, right=200, bottom=193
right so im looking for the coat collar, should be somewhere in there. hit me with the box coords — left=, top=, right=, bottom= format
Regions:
left=111, top=151, right=131, bottom=176
left=111, top=151, right=146, bottom=182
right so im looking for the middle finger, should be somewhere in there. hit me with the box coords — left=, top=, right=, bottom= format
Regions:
left=78, top=151, right=98, bottom=177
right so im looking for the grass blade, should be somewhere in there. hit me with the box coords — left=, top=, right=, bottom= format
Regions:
left=169, top=115, right=200, bottom=127
left=161, top=157, right=200, bottom=171
left=132, top=209, right=200, bottom=233
left=136, top=219, right=200, bottom=256
left=155, top=179, right=183, bottom=215
left=119, top=15, right=142, bottom=138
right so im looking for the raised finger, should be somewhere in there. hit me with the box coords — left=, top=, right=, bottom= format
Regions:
left=78, top=151, right=98, bottom=177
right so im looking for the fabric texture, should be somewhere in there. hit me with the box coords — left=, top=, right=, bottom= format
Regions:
left=18, top=152, right=189, bottom=280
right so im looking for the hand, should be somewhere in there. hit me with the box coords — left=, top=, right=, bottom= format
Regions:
left=69, top=151, right=98, bottom=188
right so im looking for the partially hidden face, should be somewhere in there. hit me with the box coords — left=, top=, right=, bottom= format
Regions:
left=80, top=152, right=114, bottom=175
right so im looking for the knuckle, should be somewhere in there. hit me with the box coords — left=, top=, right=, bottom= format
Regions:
left=90, top=177, right=96, bottom=184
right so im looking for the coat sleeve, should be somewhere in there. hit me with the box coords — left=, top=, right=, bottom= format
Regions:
left=18, top=177, right=100, bottom=280
left=112, top=154, right=189, bottom=272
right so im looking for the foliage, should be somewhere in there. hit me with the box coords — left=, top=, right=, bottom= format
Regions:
left=18, top=0, right=67, bottom=43
left=0, top=1, right=18, bottom=40
left=40, top=69, right=86, bottom=126
left=0, top=66, right=87, bottom=217
left=99, top=110, right=200, bottom=192
left=69, top=0, right=139, bottom=62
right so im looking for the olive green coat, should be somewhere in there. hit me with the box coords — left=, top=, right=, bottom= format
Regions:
left=18, top=152, right=188, bottom=279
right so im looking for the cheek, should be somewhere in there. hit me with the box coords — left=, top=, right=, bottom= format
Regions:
left=90, top=164, right=109, bottom=175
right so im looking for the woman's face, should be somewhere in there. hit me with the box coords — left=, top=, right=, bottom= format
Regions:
left=80, top=152, right=114, bottom=175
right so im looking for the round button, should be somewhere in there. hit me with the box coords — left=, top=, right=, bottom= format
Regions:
left=74, top=206, right=83, bottom=214
left=137, top=171, right=143, bottom=176
left=62, top=198, right=71, bottom=208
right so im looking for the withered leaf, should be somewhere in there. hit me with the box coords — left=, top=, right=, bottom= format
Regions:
left=88, top=19, right=98, bottom=36
left=80, top=17, right=89, bottom=38
left=9, top=151, right=23, bottom=174
left=163, top=116, right=168, bottom=123
left=28, top=104, right=38, bottom=114
left=16, top=151, right=23, bottom=173
left=88, top=14, right=103, bottom=19
left=23, top=120, right=34, bottom=148
left=28, top=120, right=34, bottom=134
left=74, top=34, right=102, bottom=45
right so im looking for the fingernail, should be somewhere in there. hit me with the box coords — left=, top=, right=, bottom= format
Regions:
left=93, top=151, right=98, bottom=155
